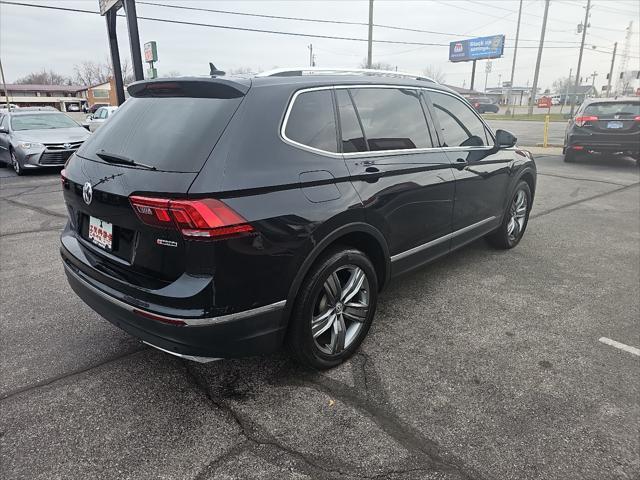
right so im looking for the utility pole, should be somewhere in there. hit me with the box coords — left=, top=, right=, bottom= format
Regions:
left=528, top=0, right=550, bottom=115
left=470, top=60, right=477, bottom=91
left=589, top=71, right=597, bottom=88
left=367, top=0, right=373, bottom=68
left=506, top=0, right=523, bottom=116
left=570, top=0, right=591, bottom=116
left=606, top=42, right=617, bottom=97
left=561, top=67, right=572, bottom=113
left=0, top=58, right=11, bottom=110
left=308, top=44, right=315, bottom=67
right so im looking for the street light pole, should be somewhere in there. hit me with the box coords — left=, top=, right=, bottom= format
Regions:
left=528, top=0, right=550, bottom=116
left=606, top=42, right=617, bottom=97
left=506, top=0, right=523, bottom=116
left=367, top=0, right=373, bottom=68
left=570, top=0, right=591, bottom=116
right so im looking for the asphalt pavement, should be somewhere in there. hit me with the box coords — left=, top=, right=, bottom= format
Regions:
left=1, top=154, right=639, bottom=480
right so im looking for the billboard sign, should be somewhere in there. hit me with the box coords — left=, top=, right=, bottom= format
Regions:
left=99, top=0, right=121, bottom=15
left=449, top=35, right=505, bottom=63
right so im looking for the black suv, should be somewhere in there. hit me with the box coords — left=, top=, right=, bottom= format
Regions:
left=60, top=69, right=536, bottom=369
left=563, top=97, right=640, bottom=163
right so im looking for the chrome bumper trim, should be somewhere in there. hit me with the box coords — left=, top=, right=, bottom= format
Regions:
left=391, top=216, right=497, bottom=262
left=142, top=341, right=222, bottom=363
left=63, top=261, right=286, bottom=327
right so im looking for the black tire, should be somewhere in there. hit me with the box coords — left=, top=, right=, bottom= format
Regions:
left=286, top=246, right=378, bottom=370
left=11, top=149, right=23, bottom=176
left=487, top=181, right=532, bottom=250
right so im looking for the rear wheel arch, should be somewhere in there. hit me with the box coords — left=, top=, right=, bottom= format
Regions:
left=283, top=223, right=390, bottom=322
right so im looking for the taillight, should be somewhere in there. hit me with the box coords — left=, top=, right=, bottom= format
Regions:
left=61, top=169, right=69, bottom=189
left=129, top=195, right=254, bottom=240
left=474, top=102, right=480, bottom=107
left=575, top=115, right=598, bottom=127
left=634, top=115, right=640, bottom=122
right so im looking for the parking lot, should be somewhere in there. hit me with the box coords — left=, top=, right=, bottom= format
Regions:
left=1, top=153, right=638, bottom=479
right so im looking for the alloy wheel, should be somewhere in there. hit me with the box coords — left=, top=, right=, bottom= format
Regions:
left=507, top=189, right=527, bottom=241
left=11, top=152, right=21, bottom=175
left=311, top=265, right=370, bottom=356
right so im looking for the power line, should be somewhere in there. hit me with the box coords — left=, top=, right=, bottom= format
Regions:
left=0, top=1, right=589, bottom=49
left=137, top=0, right=584, bottom=45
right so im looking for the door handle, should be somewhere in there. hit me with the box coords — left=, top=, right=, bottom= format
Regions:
left=455, top=158, right=468, bottom=169
left=365, top=166, right=380, bottom=174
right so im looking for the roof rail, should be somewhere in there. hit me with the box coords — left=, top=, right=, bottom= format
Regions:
left=256, top=67, right=436, bottom=83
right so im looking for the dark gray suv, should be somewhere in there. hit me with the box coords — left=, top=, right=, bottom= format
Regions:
left=60, top=68, right=536, bottom=369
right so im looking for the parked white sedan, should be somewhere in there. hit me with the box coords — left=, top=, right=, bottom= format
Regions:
left=86, top=106, right=118, bottom=132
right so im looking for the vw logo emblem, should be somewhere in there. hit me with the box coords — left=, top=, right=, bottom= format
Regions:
left=82, top=182, right=93, bottom=205
left=63, top=143, right=71, bottom=149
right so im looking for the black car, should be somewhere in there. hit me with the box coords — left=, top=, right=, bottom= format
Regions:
left=60, top=69, right=536, bottom=369
left=469, top=97, right=500, bottom=114
left=564, top=97, right=640, bottom=163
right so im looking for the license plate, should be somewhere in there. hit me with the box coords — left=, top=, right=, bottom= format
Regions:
left=88, top=216, right=113, bottom=250
left=607, top=121, right=624, bottom=129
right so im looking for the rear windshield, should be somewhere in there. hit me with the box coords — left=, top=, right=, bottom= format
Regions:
left=11, top=113, right=80, bottom=131
left=583, top=102, right=640, bottom=117
left=77, top=96, right=242, bottom=172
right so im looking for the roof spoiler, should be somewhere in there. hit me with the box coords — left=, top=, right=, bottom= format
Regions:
left=127, top=77, right=249, bottom=99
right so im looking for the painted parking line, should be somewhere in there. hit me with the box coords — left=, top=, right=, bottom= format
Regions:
left=598, top=337, right=640, bottom=357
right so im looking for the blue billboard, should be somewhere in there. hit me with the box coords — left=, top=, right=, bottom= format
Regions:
left=449, top=35, right=505, bottom=63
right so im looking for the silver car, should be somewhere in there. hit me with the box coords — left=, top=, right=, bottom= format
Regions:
left=86, top=106, right=118, bottom=132
left=0, top=110, right=90, bottom=175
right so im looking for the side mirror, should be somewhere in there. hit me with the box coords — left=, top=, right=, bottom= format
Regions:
left=86, top=114, right=93, bottom=121
left=495, top=129, right=517, bottom=148
left=0, top=127, right=8, bottom=134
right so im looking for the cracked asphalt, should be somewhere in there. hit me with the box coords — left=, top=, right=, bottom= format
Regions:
left=1, top=154, right=638, bottom=480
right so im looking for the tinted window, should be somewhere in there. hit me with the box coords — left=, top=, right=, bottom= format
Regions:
left=349, top=88, right=431, bottom=151
left=335, top=90, right=366, bottom=153
left=285, top=90, right=337, bottom=153
left=583, top=101, right=640, bottom=117
left=78, top=96, right=242, bottom=173
left=429, top=91, right=489, bottom=147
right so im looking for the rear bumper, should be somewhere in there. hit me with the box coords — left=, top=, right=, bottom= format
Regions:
left=567, top=134, right=640, bottom=154
left=62, top=251, right=288, bottom=359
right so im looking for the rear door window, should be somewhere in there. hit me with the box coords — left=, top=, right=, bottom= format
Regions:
left=77, top=96, right=243, bottom=172
left=348, top=88, right=432, bottom=151
left=284, top=90, right=338, bottom=153
left=429, top=91, right=490, bottom=147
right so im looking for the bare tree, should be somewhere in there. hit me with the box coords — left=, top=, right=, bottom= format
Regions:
left=552, top=76, right=573, bottom=94
left=228, top=66, right=254, bottom=75
left=14, top=69, right=72, bottom=85
left=423, top=65, right=446, bottom=83
left=73, top=59, right=134, bottom=86
left=358, top=59, right=395, bottom=70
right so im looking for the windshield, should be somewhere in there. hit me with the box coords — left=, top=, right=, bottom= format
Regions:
left=11, top=113, right=80, bottom=131
left=583, top=102, right=640, bottom=117
left=77, top=96, right=243, bottom=172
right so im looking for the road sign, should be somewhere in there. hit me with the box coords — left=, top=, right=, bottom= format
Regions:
left=537, top=96, right=552, bottom=108
left=449, top=35, right=505, bottom=63
left=144, top=41, right=158, bottom=63
left=99, top=0, right=121, bottom=15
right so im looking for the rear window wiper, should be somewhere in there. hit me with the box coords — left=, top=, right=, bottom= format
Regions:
left=96, top=150, right=157, bottom=170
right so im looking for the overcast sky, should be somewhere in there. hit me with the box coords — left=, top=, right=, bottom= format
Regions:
left=1, top=0, right=639, bottom=91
